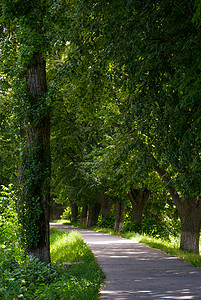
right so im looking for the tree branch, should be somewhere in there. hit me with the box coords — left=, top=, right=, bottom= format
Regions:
left=151, top=155, right=181, bottom=208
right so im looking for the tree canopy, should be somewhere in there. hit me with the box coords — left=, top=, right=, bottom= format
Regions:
left=0, top=0, right=201, bottom=257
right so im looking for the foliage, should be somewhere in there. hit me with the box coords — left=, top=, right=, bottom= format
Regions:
left=60, top=207, right=72, bottom=221
left=0, top=227, right=104, bottom=299
left=0, top=185, right=23, bottom=261
left=97, top=215, right=115, bottom=229
left=0, top=256, right=62, bottom=300
left=123, top=191, right=180, bottom=240
left=58, top=0, right=201, bottom=253
left=1, top=0, right=201, bottom=257
left=0, top=95, right=19, bottom=186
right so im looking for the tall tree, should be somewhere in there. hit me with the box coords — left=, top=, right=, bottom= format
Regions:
left=0, top=0, right=52, bottom=262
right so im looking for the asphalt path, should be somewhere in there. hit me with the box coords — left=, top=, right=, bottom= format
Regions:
left=50, top=223, right=201, bottom=299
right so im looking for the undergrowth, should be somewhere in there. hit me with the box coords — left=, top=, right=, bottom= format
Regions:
left=0, top=228, right=104, bottom=299
left=0, top=187, right=104, bottom=300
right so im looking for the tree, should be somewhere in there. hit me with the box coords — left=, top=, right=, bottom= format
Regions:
left=0, top=0, right=53, bottom=262
left=66, top=0, right=201, bottom=253
left=128, top=188, right=150, bottom=224
left=114, top=202, right=125, bottom=232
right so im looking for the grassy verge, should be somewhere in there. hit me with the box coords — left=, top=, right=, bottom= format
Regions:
left=44, top=228, right=105, bottom=299
left=56, top=220, right=201, bottom=269
left=135, top=234, right=201, bottom=268
left=0, top=228, right=104, bottom=299
left=100, top=227, right=201, bottom=268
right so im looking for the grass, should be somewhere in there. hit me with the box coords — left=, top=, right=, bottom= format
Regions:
left=57, top=220, right=201, bottom=269
left=0, top=228, right=105, bottom=300
left=136, top=234, right=201, bottom=268
left=50, top=228, right=93, bottom=263
left=48, top=228, right=105, bottom=299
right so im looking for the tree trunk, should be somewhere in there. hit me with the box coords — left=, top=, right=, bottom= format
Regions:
left=154, top=163, right=201, bottom=254
left=99, top=191, right=112, bottom=218
left=80, top=205, right=88, bottom=226
left=50, top=204, right=66, bottom=220
left=87, top=202, right=101, bottom=227
left=128, top=188, right=150, bottom=224
left=69, top=199, right=78, bottom=222
left=114, top=202, right=125, bottom=232
left=177, top=198, right=201, bottom=254
left=18, top=52, right=51, bottom=263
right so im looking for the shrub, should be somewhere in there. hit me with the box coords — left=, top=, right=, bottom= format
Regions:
left=0, top=185, right=24, bottom=262
left=0, top=256, right=63, bottom=299
left=0, top=226, right=104, bottom=299
left=0, top=188, right=104, bottom=299
left=60, top=207, right=72, bottom=220
left=97, top=215, right=115, bottom=229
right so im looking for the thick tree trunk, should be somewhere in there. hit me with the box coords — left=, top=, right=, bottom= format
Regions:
left=87, top=202, right=101, bottom=227
left=19, top=52, right=51, bottom=263
left=80, top=205, right=88, bottom=226
left=154, top=163, right=201, bottom=254
left=69, top=199, right=78, bottom=222
left=99, top=191, right=112, bottom=218
left=50, top=204, right=66, bottom=220
left=114, top=202, right=125, bottom=232
left=128, top=188, right=150, bottom=224
left=177, top=199, right=201, bottom=254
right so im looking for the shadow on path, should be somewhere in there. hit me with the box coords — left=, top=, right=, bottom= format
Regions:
left=50, top=223, right=201, bottom=299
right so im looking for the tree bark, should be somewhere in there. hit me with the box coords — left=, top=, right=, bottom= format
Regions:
left=176, top=198, right=201, bottom=254
left=87, top=202, right=101, bottom=227
left=50, top=204, right=66, bottom=220
left=80, top=204, right=88, bottom=226
left=128, top=188, right=150, bottom=224
left=99, top=191, right=112, bottom=219
left=19, top=52, right=51, bottom=263
left=114, top=202, right=125, bottom=232
left=69, top=199, right=78, bottom=222
left=154, top=163, right=201, bottom=254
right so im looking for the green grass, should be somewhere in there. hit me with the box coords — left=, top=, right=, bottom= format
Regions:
left=47, top=228, right=105, bottom=300
left=51, top=219, right=71, bottom=225
left=60, top=220, right=201, bottom=269
left=0, top=228, right=105, bottom=299
left=134, top=234, right=201, bottom=268
left=50, top=228, right=93, bottom=263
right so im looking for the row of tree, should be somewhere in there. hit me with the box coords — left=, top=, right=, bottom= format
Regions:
left=0, top=1, right=201, bottom=262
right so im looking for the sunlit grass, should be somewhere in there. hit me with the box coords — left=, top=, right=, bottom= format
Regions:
left=134, top=234, right=201, bottom=268
left=51, top=219, right=71, bottom=225
left=50, top=228, right=93, bottom=263
left=49, top=228, right=105, bottom=299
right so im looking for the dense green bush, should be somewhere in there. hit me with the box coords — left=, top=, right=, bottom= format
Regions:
left=0, top=232, right=104, bottom=299
left=0, top=256, right=62, bottom=299
left=97, top=215, right=115, bottom=229
left=0, top=185, right=23, bottom=261
left=0, top=188, right=104, bottom=299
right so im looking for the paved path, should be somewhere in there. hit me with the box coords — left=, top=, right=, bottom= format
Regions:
left=50, top=223, right=201, bottom=299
